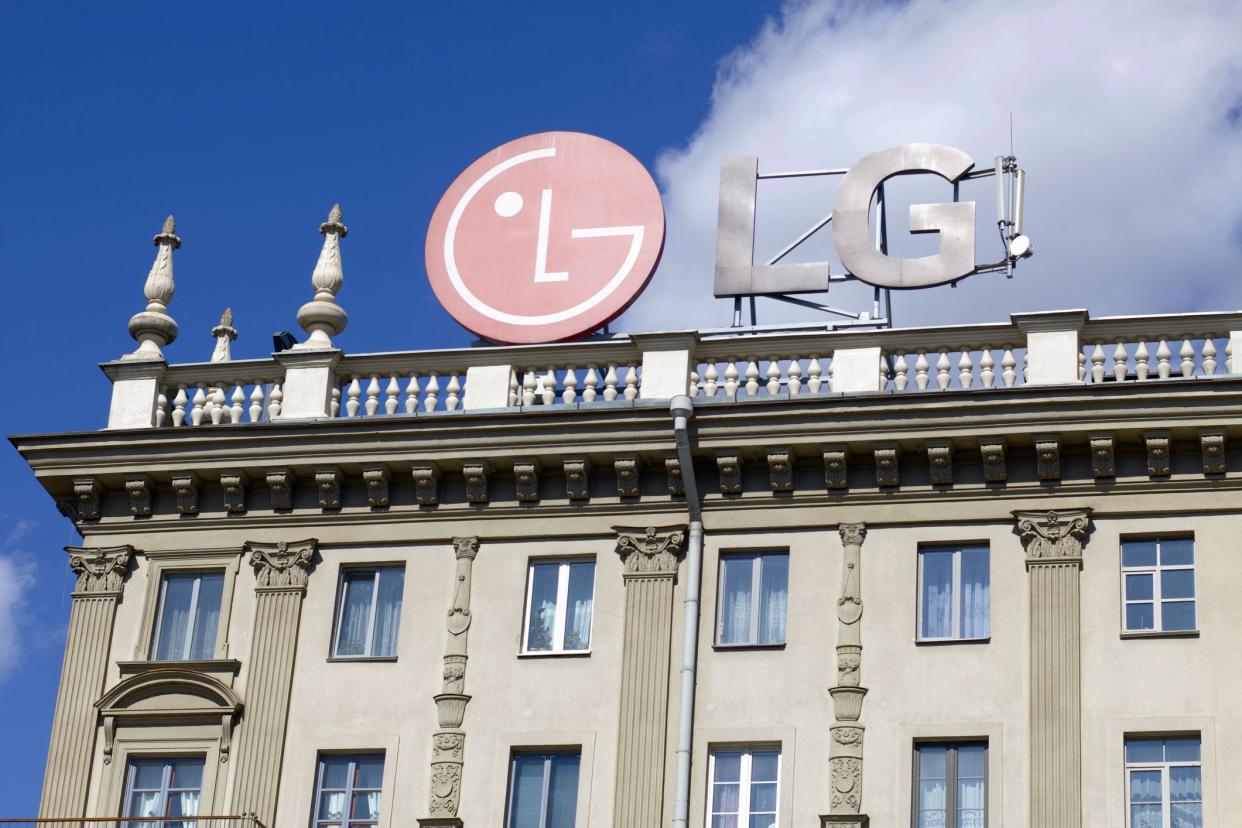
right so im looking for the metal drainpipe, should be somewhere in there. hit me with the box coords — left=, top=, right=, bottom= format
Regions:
left=670, top=395, right=703, bottom=828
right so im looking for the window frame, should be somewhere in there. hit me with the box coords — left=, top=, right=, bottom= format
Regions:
left=714, top=551, right=790, bottom=647
left=311, top=753, right=385, bottom=828
left=1123, top=735, right=1203, bottom=828
left=910, top=740, right=988, bottom=828
left=520, top=557, right=596, bottom=655
left=915, top=543, right=991, bottom=643
left=134, top=551, right=240, bottom=663
left=705, top=745, right=781, bottom=828
left=1120, top=536, right=1196, bottom=634
left=329, top=565, right=406, bottom=661
left=121, top=755, right=206, bottom=819
left=503, top=749, right=583, bottom=828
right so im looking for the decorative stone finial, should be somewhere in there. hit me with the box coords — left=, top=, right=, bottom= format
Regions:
left=124, top=214, right=181, bottom=360
left=210, top=307, right=238, bottom=362
left=294, top=203, right=348, bottom=350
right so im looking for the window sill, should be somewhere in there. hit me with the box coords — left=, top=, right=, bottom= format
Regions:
left=914, top=637, right=991, bottom=647
left=712, top=642, right=787, bottom=651
left=117, top=658, right=241, bottom=675
left=517, top=650, right=592, bottom=659
left=1120, top=629, right=1200, bottom=640
left=327, top=655, right=400, bottom=663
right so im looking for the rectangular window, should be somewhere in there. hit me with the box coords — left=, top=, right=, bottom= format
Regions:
left=917, top=545, right=990, bottom=641
left=313, top=754, right=384, bottom=828
left=123, top=756, right=204, bottom=823
left=505, top=751, right=581, bottom=828
left=913, top=742, right=986, bottom=828
left=332, top=566, right=405, bottom=658
left=523, top=559, right=595, bottom=653
left=708, top=746, right=780, bottom=828
left=1122, top=538, right=1196, bottom=632
left=717, top=552, right=789, bottom=645
left=1125, top=736, right=1202, bottom=828
left=150, top=571, right=225, bottom=661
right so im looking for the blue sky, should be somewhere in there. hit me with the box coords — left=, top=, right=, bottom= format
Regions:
left=3, top=0, right=1241, bottom=813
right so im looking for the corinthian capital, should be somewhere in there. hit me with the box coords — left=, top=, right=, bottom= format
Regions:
left=246, top=539, right=317, bottom=590
left=1014, top=509, right=1092, bottom=564
left=614, top=525, right=686, bottom=575
left=452, top=537, right=479, bottom=561
left=66, top=546, right=133, bottom=595
left=838, top=523, right=867, bottom=548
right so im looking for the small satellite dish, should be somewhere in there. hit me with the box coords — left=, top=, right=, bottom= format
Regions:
left=1008, top=234, right=1033, bottom=259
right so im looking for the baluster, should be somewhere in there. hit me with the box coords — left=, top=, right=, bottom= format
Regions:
left=1228, top=339, right=1234, bottom=374
left=523, top=369, right=538, bottom=406
left=155, top=387, right=169, bottom=428
left=446, top=374, right=461, bottom=411
left=936, top=351, right=951, bottom=390
left=346, top=377, right=362, bottom=417
left=230, top=382, right=245, bottom=423
left=561, top=367, right=577, bottom=404
left=330, top=386, right=340, bottom=417
left=365, top=376, right=381, bottom=416
left=508, top=371, right=519, bottom=407
left=743, top=359, right=759, bottom=397
left=787, top=358, right=802, bottom=396
left=894, top=353, right=909, bottom=391
left=405, top=375, right=420, bottom=414
left=1180, top=338, right=1195, bottom=378
left=604, top=364, right=619, bottom=401
left=211, top=386, right=227, bottom=425
left=704, top=362, right=719, bottom=397
left=878, top=354, right=889, bottom=390
left=249, top=383, right=265, bottom=423
left=173, top=385, right=188, bottom=427
left=385, top=376, right=400, bottom=414
left=624, top=365, right=639, bottom=400
left=1202, top=338, right=1217, bottom=376
left=583, top=365, right=599, bottom=402
left=827, top=358, right=835, bottom=390
left=689, top=368, right=700, bottom=397
left=807, top=357, right=822, bottom=394
left=958, top=351, right=974, bottom=389
left=767, top=357, right=782, bottom=396
left=1091, top=343, right=1106, bottom=384
left=1001, top=348, right=1017, bottom=388
left=1135, top=342, right=1150, bottom=380
left=1156, top=339, right=1171, bottom=379
left=979, top=348, right=994, bottom=388
left=1078, top=351, right=1086, bottom=382
left=268, top=383, right=283, bottom=419
left=539, top=369, right=555, bottom=405
left=425, top=373, right=441, bottom=411
left=1113, top=341, right=1129, bottom=382
left=723, top=359, right=739, bottom=398
left=191, top=385, right=207, bottom=426
left=915, top=352, right=930, bottom=390
left=1022, top=352, right=1030, bottom=383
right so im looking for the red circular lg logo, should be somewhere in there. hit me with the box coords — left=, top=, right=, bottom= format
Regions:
left=425, top=132, right=665, bottom=344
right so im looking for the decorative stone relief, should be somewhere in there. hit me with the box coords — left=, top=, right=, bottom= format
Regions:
left=829, top=755, right=863, bottom=813
left=125, top=476, right=153, bottom=517
left=978, top=438, right=1007, bottom=483
left=316, top=467, right=342, bottom=510
left=564, top=456, right=590, bottom=501
left=463, top=460, right=490, bottom=504
left=1201, top=429, right=1226, bottom=475
left=716, top=450, right=743, bottom=494
left=873, top=444, right=899, bottom=488
left=246, top=539, right=316, bottom=590
left=66, top=546, right=132, bottom=594
left=265, top=468, right=294, bottom=511
left=73, top=477, right=102, bottom=521
left=412, top=462, right=441, bottom=506
left=614, top=525, right=686, bottom=575
left=1014, top=509, right=1092, bottom=563
left=823, top=445, right=848, bottom=490
left=513, top=458, right=541, bottom=502
left=828, top=523, right=868, bottom=820
left=926, top=440, right=953, bottom=486
left=665, top=453, right=685, bottom=497
left=427, top=731, right=465, bottom=818
left=1144, top=430, right=1171, bottom=477
left=1089, top=433, right=1116, bottom=478
left=220, top=469, right=247, bottom=514
left=171, top=471, right=199, bottom=515
left=363, top=465, right=390, bottom=508
left=1034, top=435, right=1061, bottom=481
left=615, top=454, right=641, bottom=498
left=767, top=449, right=794, bottom=492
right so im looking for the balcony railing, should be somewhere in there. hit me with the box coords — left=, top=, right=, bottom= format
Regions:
left=0, top=818, right=264, bottom=828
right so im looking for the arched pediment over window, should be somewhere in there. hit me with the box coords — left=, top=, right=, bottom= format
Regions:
left=95, top=668, right=243, bottom=764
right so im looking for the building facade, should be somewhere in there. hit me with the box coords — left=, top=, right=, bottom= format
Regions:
left=12, top=217, right=1241, bottom=828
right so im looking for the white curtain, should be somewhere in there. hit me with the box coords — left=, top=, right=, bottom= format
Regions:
left=373, top=568, right=404, bottom=657
left=758, top=556, right=788, bottom=644
left=336, top=574, right=374, bottom=656
left=959, top=549, right=990, bottom=639
left=921, top=552, right=953, bottom=638
left=154, top=575, right=195, bottom=659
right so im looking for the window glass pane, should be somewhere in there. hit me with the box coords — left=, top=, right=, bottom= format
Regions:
left=335, top=574, right=375, bottom=657
left=750, top=781, right=778, bottom=811
left=372, top=568, right=404, bottom=658
left=748, top=816, right=776, bottom=828
left=1161, top=570, right=1195, bottom=599
left=318, top=792, right=346, bottom=819
left=918, top=812, right=947, bottom=828
left=127, top=790, right=163, bottom=817
left=168, top=791, right=200, bottom=817
left=1165, top=738, right=1201, bottom=763
left=355, top=756, right=385, bottom=789
left=1123, top=540, right=1158, bottom=568
left=1160, top=538, right=1195, bottom=566
left=959, top=547, right=990, bottom=638
left=564, top=562, right=595, bottom=651
left=154, top=574, right=197, bottom=660
left=507, top=755, right=546, bottom=828
left=546, top=753, right=581, bottom=828
left=350, top=792, right=380, bottom=820
left=131, top=759, right=166, bottom=790
left=169, top=758, right=203, bottom=790
left=1169, top=766, right=1202, bottom=802
left=1126, top=603, right=1155, bottom=631
left=920, top=551, right=954, bottom=638
left=188, top=573, right=223, bottom=660
left=1170, top=802, right=1203, bottom=828
left=525, top=563, right=560, bottom=651
left=1162, top=601, right=1196, bottom=631
left=320, top=756, right=349, bottom=789
left=757, top=554, right=788, bottom=644
left=1130, top=803, right=1162, bottom=828
left=1125, top=573, right=1153, bottom=601
left=957, top=745, right=986, bottom=779
left=1125, top=739, right=1164, bottom=764
left=750, top=750, right=779, bottom=782
left=711, top=817, right=739, bottom=828
left=1128, top=769, right=1162, bottom=802
left=957, top=809, right=984, bottom=828
left=712, top=783, right=741, bottom=813
left=712, top=751, right=742, bottom=783
left=719, top=557, right=755, bottom=644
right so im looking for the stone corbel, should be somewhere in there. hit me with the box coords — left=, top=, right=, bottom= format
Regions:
left=1200, top=428, right=1226, bottom=475
left=513, top=458, right=541, bottom=503
left=564, top=456, right=590, bottom=501
left=665, top=452, right=685, bottom=497
left=1013, top=509, right=1092, bottom=566
left=767, top=448, right=794, bottom=493
left=66, top=545, right=133, bottom=595
left=978, top=437, right=1007, bottom=483
left=265, top=467, right=294, bottom=511
left=715, top=450, right=743, bottom=494
left=615, top=453, right=641, bottom=498
left=246, top=538, right=316, bottom=590
left=926, top=440, right=953, bottom=486
left=824, top=445, right=848, bottom=490
left=316, top=466, right=342, bottom=510
left=873, top=443, right=899, bottom=488
left=171, top=471, right=200, bottom=515
left=1089, top=432, right=1116, bottom=478
left=363, top=464, right=390, bottom=508
left=125, top=475, right=153, bottom=517
left=1144, top=430, right=1170, bottom=477
left=220, top=712, right=234, bottom=762
left=73, top=476, right=102, bottom=521
left=1034, top=434, right=1061, bottom=481
left=413, top=462, right=441, bottom=506
left=220, top=469, right=247, bottom=515
left=463, top=460, right=491, bottom=504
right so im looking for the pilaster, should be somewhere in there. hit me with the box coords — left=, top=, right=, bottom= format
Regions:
left=231, top=539, right=317, bottom=826
left=612, top=525, right=686, bottom=828
left=39, top=546, right=133, bottom=817
left=1014, top=509, right=1092, bottom=828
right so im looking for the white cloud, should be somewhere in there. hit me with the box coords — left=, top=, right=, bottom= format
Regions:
left=0, top=551, right=36, bottom=683
left=624, top=0, right=1242, bottom=331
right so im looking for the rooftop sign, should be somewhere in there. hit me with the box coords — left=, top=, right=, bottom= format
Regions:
left=425, top=131, right=666, bottom=344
